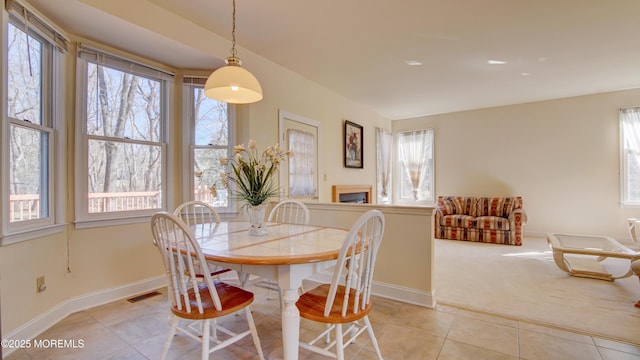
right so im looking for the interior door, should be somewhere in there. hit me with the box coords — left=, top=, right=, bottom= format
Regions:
left=278, top=110, right=321, bottom=200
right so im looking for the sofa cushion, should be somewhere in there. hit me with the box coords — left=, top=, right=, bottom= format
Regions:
left=475, top=216, right=510, bottom=231
left=441, top=215, right=475, bottom=228
left=438, top=196, right=474, bottom=215
left=476, top=197, right=517, bottom=217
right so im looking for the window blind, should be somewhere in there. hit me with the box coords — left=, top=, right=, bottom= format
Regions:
left=5, top=0, right=69, bottom=53
left=78, top=44, right=175, bottom=81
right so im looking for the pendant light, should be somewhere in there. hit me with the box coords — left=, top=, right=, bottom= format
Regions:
left=204, top=0, right=263, bottom=104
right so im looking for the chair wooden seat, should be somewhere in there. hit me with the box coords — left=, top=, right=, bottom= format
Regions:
left=171, top=282, right=255, bottom=320
left=296, top=284, right=371, bottom=324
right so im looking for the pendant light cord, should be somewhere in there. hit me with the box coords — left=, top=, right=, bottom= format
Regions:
left=230, top=0, right=237, bottom=57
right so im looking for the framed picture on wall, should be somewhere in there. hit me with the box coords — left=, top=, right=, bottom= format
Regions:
left=344, top=120, right=363, bottom=168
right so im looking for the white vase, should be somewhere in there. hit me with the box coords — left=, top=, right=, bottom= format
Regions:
left=247, top=204, right=267, bottom=236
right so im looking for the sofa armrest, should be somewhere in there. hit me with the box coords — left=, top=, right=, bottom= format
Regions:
left=434, top=208, right=444, bottom=229
left=509, top=208, right=527, bottom=246
left=510, top=208, right=528, bottom=225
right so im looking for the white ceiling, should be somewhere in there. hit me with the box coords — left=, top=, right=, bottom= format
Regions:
left=27, top=0, right=640, bottom=119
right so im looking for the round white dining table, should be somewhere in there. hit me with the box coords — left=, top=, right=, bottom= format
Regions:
left=192, top=221, right=348, bottom=360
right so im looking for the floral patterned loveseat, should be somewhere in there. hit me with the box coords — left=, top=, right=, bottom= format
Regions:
left=434, top=196, right=528, bottom=246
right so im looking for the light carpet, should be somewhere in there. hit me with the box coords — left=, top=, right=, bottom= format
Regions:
left=434, top=235, right=640, bottom=346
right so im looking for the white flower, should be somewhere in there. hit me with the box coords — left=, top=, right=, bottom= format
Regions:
left=233, top=144, right=246, bottom=154
left=221, top=172, right=229, bottom=187
left=223, top=141, right=293, bottom=206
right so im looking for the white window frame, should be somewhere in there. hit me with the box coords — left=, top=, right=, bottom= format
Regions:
left=74, top=44, right=174, bottom=228
left=1, top=3, right=66, bottom=245
left=395, top=128, right=434, bottom=205
left=181, top=76, right=236, bottom=214
left=620, top=107, right=640, bottom=206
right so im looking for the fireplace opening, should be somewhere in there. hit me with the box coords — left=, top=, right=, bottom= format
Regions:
left=339, top=192, right=367, bottom=203
left=331, top=185, right=372, bottom=204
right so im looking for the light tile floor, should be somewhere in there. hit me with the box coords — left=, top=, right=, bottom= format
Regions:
left=4, top=282, right=640, bottom=360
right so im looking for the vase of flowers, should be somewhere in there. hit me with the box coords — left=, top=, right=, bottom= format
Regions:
left=221, top=139, right=292, bottom=235
left=246, top=204, right=268, bottom=235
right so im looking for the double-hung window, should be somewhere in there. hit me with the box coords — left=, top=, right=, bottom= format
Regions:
left=2, top=2, right=66, bottom=244
left=620, top=107, right=640, bottom=206
left=182, top=77, right=234, bottom=213
left=397, top=129, right=434, bottom=204
left=75, top=46, right=174, bottom=226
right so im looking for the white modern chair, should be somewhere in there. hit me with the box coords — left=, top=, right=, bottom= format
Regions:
left=174, top=200, right=231, bottom=279
left=296, top=209, right=385, bottom=360
left=150, top=212, right=264, bottom=360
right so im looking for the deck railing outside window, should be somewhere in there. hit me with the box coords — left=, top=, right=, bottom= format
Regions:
left=87, top=192, right=161, bottom=213
left=10, top=190, right=224, bottom=221
left=9, top=194, right=41, bottom=222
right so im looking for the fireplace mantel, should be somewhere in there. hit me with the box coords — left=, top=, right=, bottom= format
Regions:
left=332, top=185, right=372, bottom=204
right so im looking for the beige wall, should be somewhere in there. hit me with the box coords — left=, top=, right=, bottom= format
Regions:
left=0, top=4, right=391, bottom=338
left=393, top=88, right=640, bottom=239
left=305, top=203, right=435, bottom=294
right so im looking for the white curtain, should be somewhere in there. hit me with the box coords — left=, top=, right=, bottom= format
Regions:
left=376, top=128, right=392, bottom=201
left=621, top=107, right=640, bottom=156
left=288, top=129, right=316, bottom=197
left=398, top=130, right=432, bottom=200
left=621, top=107, right=640, bottom=202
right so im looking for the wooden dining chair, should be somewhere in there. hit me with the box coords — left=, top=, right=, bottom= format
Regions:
left=173, top=201, right=232, bottom=279
left=150, top=212, right=265, bottom=360
left=244, top=199, right=311, bottom=302
left=174, top=200, right=221, bottom=229
left=296, top=209, right=385, bottom=360
left=267, top=199, right=310, bottom=225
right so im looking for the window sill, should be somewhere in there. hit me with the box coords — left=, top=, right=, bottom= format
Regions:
left=74, top=215, right=152, bottom=229
left=1, top=223, right=66, bottom=246
left=74, top=211, right=240, bottom=229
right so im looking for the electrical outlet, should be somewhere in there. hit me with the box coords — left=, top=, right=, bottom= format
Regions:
left=36, top=276, right=46, bottom=292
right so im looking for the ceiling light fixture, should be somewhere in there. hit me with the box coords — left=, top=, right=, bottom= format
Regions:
left=488, top=59, right=507, bottom=65
left=205, top=0, right=263, bottom=104
left=405, top=60, right=423, bottom=66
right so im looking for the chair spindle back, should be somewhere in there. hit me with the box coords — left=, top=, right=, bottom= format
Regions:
left=150, top=212, right=222, bottom=313
left=325, top=209, right=385, bottom=317
left=268, top=199, right=310, bottom=225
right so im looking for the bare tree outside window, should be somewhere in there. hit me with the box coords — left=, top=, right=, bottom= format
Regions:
left=7, top=23, right=50, bottom=222
left=192, top=87, right=230, bottom=207
left=85, top=63, right=163, bottom=213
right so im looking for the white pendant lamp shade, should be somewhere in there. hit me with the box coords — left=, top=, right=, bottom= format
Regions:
left=205, top=0, right=263, bottom=104
left=204, top=56, right=263, bottom=104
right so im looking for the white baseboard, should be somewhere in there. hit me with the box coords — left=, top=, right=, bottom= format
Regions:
left=307, top=271, right=436, bottom=309
left=372, top=281, right=436, bottom=308
left=4, top=276, right=166, bottom=356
